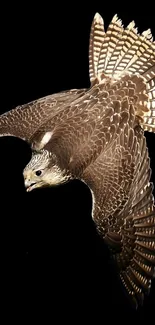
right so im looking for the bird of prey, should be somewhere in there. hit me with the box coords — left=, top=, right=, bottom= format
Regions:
left=0, top=13, right=155, bottom=308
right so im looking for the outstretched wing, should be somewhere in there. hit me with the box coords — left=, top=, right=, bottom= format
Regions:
left=82, top=121, right=155, bottom=308
left=0, top=88, right=86, bottom=143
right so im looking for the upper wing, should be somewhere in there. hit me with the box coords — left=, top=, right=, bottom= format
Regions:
left=29, top=74, right=150, bottom=156
left=82, top=122, right=155, bottom=308
left=0, top=88, right=86, bottom=143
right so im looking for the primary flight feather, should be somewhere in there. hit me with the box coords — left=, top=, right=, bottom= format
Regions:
left=0, top=13, right=155, bottom=308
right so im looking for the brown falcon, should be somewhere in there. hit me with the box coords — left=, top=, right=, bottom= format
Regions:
left=0, top=13, right=155, bottom=308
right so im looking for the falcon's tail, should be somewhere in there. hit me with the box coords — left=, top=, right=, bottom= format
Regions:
left=89, top=13, right=155, bottom=133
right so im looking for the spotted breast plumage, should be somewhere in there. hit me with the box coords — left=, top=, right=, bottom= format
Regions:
left=0, top=13, right=155, bottom=308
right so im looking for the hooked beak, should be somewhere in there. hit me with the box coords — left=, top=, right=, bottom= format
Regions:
left=26, top=183, right=37, bottom=192
left=24, top=179, right=42, bottom=192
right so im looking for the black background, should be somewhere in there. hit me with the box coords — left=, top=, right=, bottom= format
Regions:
left=1, top=2, right=155, bottom=322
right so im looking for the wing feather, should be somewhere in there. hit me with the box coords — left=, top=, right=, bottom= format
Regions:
left=82, top=123, right=155, bottom=308
left=0, top=89, right=86, bottom=143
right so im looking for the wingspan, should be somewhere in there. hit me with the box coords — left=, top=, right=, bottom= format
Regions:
left=0, top=89, right=86, bottom=143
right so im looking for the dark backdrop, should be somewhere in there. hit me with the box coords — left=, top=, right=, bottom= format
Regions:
left=1, top=2, right=155, bottom=322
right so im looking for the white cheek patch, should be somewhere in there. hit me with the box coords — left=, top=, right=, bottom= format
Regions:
left=39, top=131, right=53, bottom=149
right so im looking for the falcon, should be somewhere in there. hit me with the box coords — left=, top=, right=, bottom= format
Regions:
left=0, top=13, right=155, bottom=308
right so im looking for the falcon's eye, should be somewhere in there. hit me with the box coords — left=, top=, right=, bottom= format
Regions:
left=35, top=170, right=42, bottom=176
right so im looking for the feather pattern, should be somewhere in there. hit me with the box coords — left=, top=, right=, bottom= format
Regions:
left=89, top=13, right=155, bottom=133
left=0, top=12, right=154, bottom=308
left=0, top=89, right=86, bottom=142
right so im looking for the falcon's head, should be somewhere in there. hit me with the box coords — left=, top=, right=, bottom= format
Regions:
left=23, top=150, right=69, bottom=192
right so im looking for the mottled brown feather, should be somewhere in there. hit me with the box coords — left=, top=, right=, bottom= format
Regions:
left=0, top=12, right=154, bottom=309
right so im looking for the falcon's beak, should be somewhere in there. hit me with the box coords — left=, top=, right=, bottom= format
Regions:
left=24, top=179, right=42, bottom=192
left=26, top=182, right=37, bottom=192
left=24, top=179, right=35, bottom=192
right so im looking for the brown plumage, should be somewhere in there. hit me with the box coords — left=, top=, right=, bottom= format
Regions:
left=0, top=13, right=155, bottom=308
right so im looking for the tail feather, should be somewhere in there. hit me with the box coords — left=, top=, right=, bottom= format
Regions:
left=89, top=13, right=155, bottom=133
left=99, top=14, right=123, bottom=75
left=89, top=13, right=105, bottom=85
